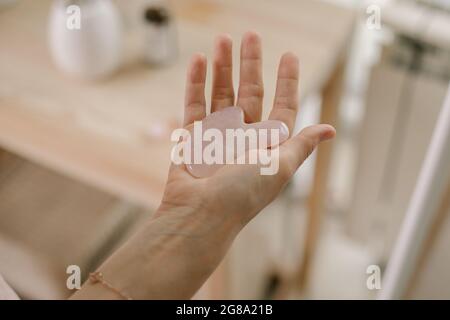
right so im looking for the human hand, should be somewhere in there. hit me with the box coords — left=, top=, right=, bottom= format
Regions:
left=158, top=31, right=335, bottom=229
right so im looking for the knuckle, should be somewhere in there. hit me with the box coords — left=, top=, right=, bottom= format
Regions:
left=213, top=86, right=234, bottom=101
left=239, top=83, right=264, bottom=99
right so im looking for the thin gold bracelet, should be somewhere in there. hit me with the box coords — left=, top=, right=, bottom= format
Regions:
left=89, top=271, right=132, bottom=300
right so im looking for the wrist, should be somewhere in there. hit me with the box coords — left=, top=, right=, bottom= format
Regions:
left=155, top=202, right=245, bottom=242
left=75, top=204, right=241, bottom=299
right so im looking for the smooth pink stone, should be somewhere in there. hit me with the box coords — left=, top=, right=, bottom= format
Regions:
left=184, top=106, right=289, bottom=178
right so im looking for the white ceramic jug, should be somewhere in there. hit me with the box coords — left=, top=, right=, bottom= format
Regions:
left=48, top=0, right=122, bottom=79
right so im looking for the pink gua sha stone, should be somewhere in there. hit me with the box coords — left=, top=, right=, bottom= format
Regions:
left=184, top=106, right=289, bottom=178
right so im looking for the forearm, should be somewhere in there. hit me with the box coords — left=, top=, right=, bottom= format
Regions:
left=71, top=205, right=242, bottom=299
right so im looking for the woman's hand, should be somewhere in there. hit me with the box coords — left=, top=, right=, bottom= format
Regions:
left=72, top=32, right=335, bottom=300
left=159, top=31, right=335, bottom=229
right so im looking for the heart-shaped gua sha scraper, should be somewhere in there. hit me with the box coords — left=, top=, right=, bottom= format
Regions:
left=184, top=106, right=289, bottom=178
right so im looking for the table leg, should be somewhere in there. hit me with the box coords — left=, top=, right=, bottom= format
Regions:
left=297, top=60, right=346, bottom=290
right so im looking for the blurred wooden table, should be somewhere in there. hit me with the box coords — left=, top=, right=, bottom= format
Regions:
left=0, top=0, right=354, bottom=208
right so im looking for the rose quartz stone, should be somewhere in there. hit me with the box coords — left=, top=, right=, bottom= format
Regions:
left=184, top=106, right=289, bottom=178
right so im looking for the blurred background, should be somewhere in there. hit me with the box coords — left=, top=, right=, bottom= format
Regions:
left=0, top=0, right=449, bottom=299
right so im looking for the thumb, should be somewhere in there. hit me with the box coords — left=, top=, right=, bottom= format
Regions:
left=280, top=124, right=336, bottom=177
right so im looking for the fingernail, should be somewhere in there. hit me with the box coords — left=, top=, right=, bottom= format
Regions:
left=320, top=125, right=336, bottom=141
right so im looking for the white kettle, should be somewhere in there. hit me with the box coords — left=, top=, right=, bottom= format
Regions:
left=48, top=0, right=122, bottom=79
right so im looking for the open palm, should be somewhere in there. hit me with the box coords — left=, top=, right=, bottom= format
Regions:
left=159, top=32, right=335, bottom=226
